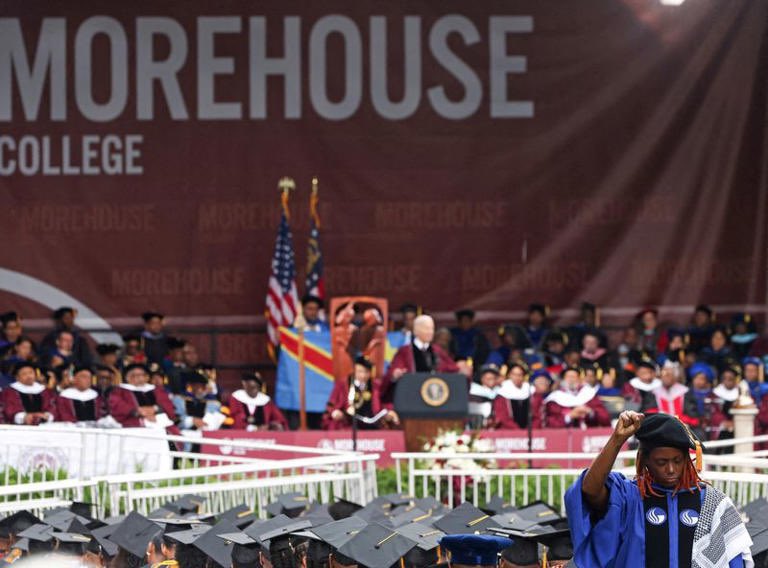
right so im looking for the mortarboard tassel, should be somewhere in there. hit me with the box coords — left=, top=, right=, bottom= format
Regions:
left=695, top=440, right=703, bottom=472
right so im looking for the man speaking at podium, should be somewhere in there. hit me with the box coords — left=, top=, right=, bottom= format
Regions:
left=380, top=314, right=461, bottom=406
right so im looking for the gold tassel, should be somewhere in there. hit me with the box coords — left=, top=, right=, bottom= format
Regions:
left=542, top=548, right=548, bottom=568
left=695, top=440, right=702, bottom=472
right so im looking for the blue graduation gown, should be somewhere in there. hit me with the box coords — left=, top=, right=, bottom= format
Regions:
left=565, top=471, right=744, bottom=568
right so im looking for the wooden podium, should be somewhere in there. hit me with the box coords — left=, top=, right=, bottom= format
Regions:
left=394, top=373, right=468, bottom=452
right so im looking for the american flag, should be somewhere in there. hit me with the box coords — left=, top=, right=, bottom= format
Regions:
left=265, top=185, right=300, bottom=356
left=305, top=177, right=325, bottom=299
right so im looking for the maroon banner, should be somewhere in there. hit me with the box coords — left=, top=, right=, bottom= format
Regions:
left=200, top=427, right=614, bottom=468
left=2, top=0, right=767, bottom=338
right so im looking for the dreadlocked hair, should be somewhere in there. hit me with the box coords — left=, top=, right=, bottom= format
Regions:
left=635, top=448, right=705, bottom=499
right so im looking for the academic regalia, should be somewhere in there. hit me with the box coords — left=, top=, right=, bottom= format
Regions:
left=652, top=384, right=689, bottom=417
left=141, top=331, right=168, bottom=366
left=322, top=377, right=382, bottom=431
left=108, top=383, right=178, bottom=432
left=565, top=472, right=751, bottom=567
left=621, top=378, right=661, bottom=413
left=449, top=327, right=490, bottom=366
left=39, top=327, right=92, bottom=367
left=685, top=388, right=726, bottom=442
left=380, top=342, right=460, bottom=405
left=56, top=388, right=103, bottom=423
left=566, top=413, right=753, bottom=568
left=493, top=382, right=542, bottom=430
left=228, top=389, right=288, bottom=431
left=467, top=383, right=498, bottom=429
left=1, top=382, right=57, bottom=424
left=700, top=346, right=733, bottom=374
left=543, top=385, right=610, bottom=428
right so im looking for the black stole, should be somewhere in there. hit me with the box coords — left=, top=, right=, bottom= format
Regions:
left=20, top=393, right=43, bottom=413
left=643, top=489, right=701, bottom=568
left=133, top=390, right=157, bottom=407
left=509, top=399, right=530, bottom=429
left=412, top=344, right=436, bottom=373
left=73, top=400, right=97, bottom=422
left=246, top=404, right=265, bottom=426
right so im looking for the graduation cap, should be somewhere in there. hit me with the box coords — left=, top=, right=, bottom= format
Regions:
left=382, top=493, right=413, bottom=507
left=12, top=361, right=37, bottom=376
left=181, top=369, right=208, bottom=386
left=89, top=524, right=120, bottom=558
left=69, top=502, right=95, bottom=520
left=254, top=516, right=312, bottom=544
left=218, top=531, right=261, bottom=565
left=165, top=524, right=212, bottom=545
left=440, top=534, right=512, bottom=567
left=302, top=505, right=335, bottom=527
left=53, top=307, right=75, bottom=320
left=164, top=494, right=206, bottom=515
left=311, top=516, right=368, bottom=550
left=454, top=309, right=475, bottom=320
left=166, top=337, right=186, bottom=350
left=17, top=523, right=54, bottom=543
left=141, top=311, right=164, bottom=322
left=95, top=343, right=120, bottom=356
left=0, top=311, right=18, bottom=326
left=53, top=531, right=92, bottom=555
left=217, top=504, right=257, bottom=529
left=743, top=498, right=768, bottom=523
left=336, top=522, right=417, bottom=568
left=0, top=511, right=41, bottom=537
left=748, top=519, right=768, bottom=557
left=635, top=413, right=704, bottom=470
left=301, top=294, right=324, bottom=308
left=192, top=519, right=238, bottom=568
left=266, top=492, right=310, bottom=518
left=386, top=507, right=429, bottom=528
left=108, top=511, right=162, bottom=559
left=494, top=525, right=573, bottom=564
left=528, top=303, right=549, bottom=317
left=490, top=512, right=542, bottom=533
left=414, top=497, right=444, bottom=513
left=329, top=498, right=364, bottom=520
left=394, top=522, right=445, bottom=552
left=432, top=502, right=500, bottom=535
left=515, top=501, right=562, bottom=526
left=241, top=371, right=265, bottom=387
left=481, top=496, right=516, bottom=516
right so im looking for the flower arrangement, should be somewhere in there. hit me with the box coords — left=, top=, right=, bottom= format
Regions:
left=421, top=429, right=497, bottom=472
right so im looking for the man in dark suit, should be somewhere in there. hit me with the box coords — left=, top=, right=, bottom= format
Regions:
left=380, top=314, right=461, bottom=406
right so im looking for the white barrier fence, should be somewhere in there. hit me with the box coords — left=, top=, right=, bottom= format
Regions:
left=0, top=425, right=378, bottom=517
left=392, top=434, right=768, bottom=513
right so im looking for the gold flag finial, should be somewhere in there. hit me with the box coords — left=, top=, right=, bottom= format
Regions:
left=278, top=177, right=295, bottom=218
left=310, top=176, right=320, bottom=228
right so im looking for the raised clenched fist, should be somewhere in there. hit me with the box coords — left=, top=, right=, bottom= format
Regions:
left=614, top=410, right=644, bottom=441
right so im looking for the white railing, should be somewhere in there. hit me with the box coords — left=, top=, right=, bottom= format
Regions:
left=392, top=434, right=768, bottom=513
left=0, top=425, right=378, bottom=516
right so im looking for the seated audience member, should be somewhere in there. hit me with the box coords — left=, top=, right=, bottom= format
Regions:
left=141, top=311, right=168, bottom=366
left=434, top=327, right=453, bottom=354
left=299, top=295, right=329, bottom=333
left=0, top=312, right=22, bottom=357
left=174, top=369, right=228, bottom=431
left=699, top=326, right=732, bottom=373
left=744, top=356, right=768, bottom=404
left=39, top=307, right=92, bottom=367
left=730, top=313, right=758, bottom=360
left=635, top=307, right=666, bottom=357
left=486, top=324, right=526, bottom=367
left=566, top=301, right=601, bottom=350
left=494, top=363, right=542, bottom=430
left=712, top=363, right=740, bottom=442
left=108, top=363, right=178, bottom=432
left=119, top=333, right=146, bottom=374
left=1, top=362, right=56, bottom=424
left=687, top=304, right=716, bottom=354
left=229, top=372, right=288, bottom=431
left=42, top=329, right=75, bottom=368
left=467, top=364, right=500, bottom=429
left=542, top=329, right=568, bottom=371
left=523, top=303, right=549, bottom=350
left=4, top=336, right=36, bottom=366
left=380, top=314, right=460, bottom=406
left=162, top=337, right=188, bottom=394
left=95, top=343, right=121, bottom=369
left=543, top=366, right=610, bottom=428
left=531, top=368, right=555, bottom=398
left=652, top=360, right=689, bottom=416
left=579, top=331, right=612, bottom=372
left=621, top=360, right=660, bottom=413
left=656, top=328, right=688, bottom=366
left=56, top=365, right=104, bottom=423
left=323, top=356, right=396, bottom=431
left=684, top=362, right=724, bottom=441
left=449, top=309, right=490, bottom=366
left=94, top=364, right=118, bottom=416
